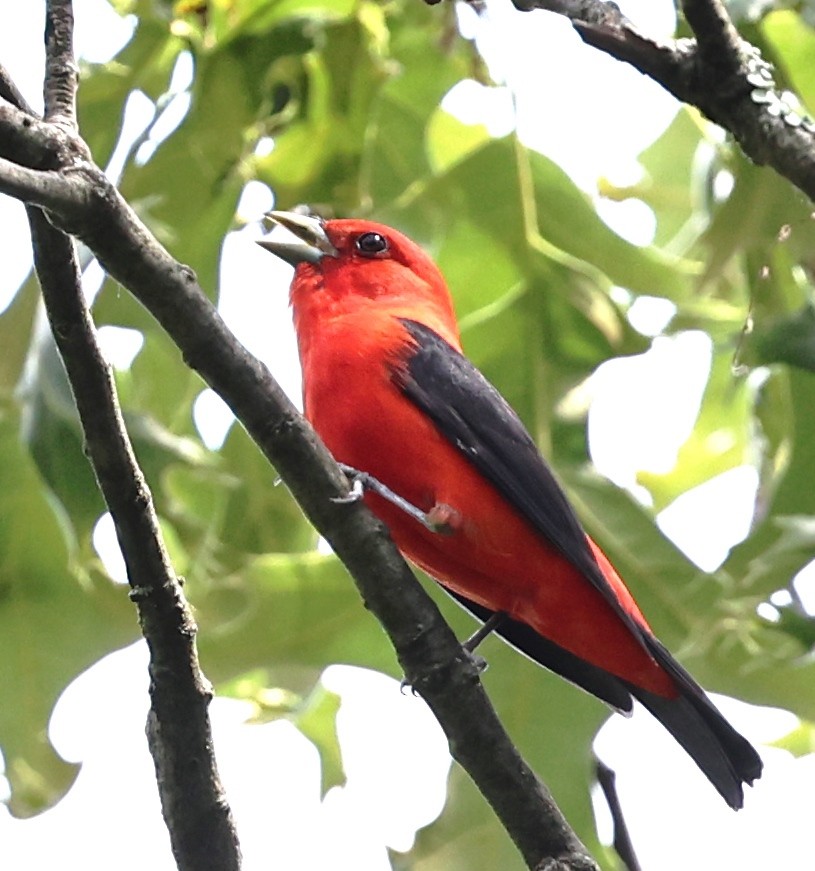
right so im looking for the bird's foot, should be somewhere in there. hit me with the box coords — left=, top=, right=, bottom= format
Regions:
left=463, top=649, right=489, bottom=673
left=399, top=677, right=419, bottom=696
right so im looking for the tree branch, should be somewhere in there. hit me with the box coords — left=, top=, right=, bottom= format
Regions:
left=17, top=4, right=241, bottom=869
left=493, top=0, right=815, bottom=202
left=0, top=64, right=36, bottom=115
left=0, top=29, right=599, bottom=871
left=0, top=101, right=76, bottom=169
left=0, top=154, right=80, bottom=204
left=682, top=0, right=743, bottom=76
left=43, top=0, right=79, bottom=128
left=28, top=206, right=243, bottom=871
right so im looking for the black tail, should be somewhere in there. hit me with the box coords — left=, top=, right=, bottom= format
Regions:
left=449, top=592, right=763, bottom=809
left=629, top=635, right=762, bottom=809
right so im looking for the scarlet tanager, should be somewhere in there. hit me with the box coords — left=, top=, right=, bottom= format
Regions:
left=259, top=211, right=762, bottom=809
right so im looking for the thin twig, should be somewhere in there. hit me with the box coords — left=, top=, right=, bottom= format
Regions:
left=43, top=0, right=78, bottom=128
left=682, top=0, right=744, bottom=76
left=595, top=760, right=641, bottom=871
left=0, top=64, right=36, bottom=115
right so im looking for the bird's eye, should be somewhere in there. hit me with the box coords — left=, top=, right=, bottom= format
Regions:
left=355, top=232, right=389, bottom=257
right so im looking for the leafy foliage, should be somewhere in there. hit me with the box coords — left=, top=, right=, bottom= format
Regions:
left=4, top=0, right=815, bottom=867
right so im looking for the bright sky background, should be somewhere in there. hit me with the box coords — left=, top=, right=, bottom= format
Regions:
left=1, top=0, right=813, bottom=869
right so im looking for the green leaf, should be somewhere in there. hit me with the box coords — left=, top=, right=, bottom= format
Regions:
left=159, top=423, right=316, bottom=583
left=0, top=274, right=39, bottom=393
left=361, top=0, right=473, bottom=206
left=437, top=217, right=525, bottom=321
left=562, top=469, right=713, bottom=649
left=195, top=551, right=399, bottom=682
left=561, top=467, right=815, bottom=725
left=123, top=333, right=201, bottom=436
left=762, top=10, right=815, bottom=114
left=725, top=514, right=815, bottom=601
left=18, top=328, right=210, bottom=543
left=764, top=368, right=815, bottom=517
left=527, top=147, right=694, bottom=300
left=771, top=718, right=815, bottom=757
left=721, top=369, right=815, bottom=603
left=257, top=4, right=394, bottom=209
left=110, top=24, right=304, bottom=298
left=639, top=346, right=755, bottom=511
left=772, top=602, right=815, bottom=649
left=630, top=106, right=705, bottom=249
left=698, top=154, right=815, bottom=296
left=220, top=669, right=346, bottom=796
left=208, top=0, right=357, bottom=43
left=0, top=409, right=136, bottom=816
left=78, top=18, right=182, bottom=167
left=217, top=423, right=317, bottom=555
left=290, top=681, right=345, bottom=795
left=18, top=335, right=106, bottom=539
left=748, top=302, right=815, bottom=371
left=426, top=108, right=492, bottom=176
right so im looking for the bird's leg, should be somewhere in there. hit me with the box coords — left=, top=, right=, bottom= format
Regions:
left=459, top=611, right=508, bottom=673
left=399, top=614, right=507, bottom=690
left=463, top=611, right=508, bottom=654
left=333, top=463, right=456, bottom=534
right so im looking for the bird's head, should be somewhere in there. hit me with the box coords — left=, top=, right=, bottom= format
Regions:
left=258, top=211, right=460, bottom=348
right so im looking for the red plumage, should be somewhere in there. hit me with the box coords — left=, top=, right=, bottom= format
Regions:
left=260, top=212, right=762, bottom=808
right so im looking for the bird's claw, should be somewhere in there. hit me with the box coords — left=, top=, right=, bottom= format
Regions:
left=463, top=649, right=488, bottom=674
left=400, top=677, right=419, bottom=696
left=331, top=474, right=366, bottom=504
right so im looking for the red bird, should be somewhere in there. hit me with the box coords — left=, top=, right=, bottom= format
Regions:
left=259, top=211, right=762, bottom=808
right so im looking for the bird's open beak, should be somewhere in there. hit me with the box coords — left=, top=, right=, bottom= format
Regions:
left=256, top=211, right=339, bottom=266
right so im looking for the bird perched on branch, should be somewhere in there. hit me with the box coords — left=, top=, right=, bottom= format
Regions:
left=258, top=210, right=762, bottom=809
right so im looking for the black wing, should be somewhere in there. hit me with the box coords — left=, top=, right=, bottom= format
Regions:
left=392, top=319, right=762, bottom=808
left=393, top=319, right=629, bottom=621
